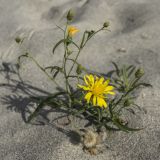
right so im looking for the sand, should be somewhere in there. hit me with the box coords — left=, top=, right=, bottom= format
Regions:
left=0, top=0, right=160, bottom=159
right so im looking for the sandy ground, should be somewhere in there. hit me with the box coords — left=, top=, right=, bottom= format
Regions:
left=0, top=0, right=160, bottom=159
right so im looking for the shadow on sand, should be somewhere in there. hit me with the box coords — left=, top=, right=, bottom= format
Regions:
left=0, top=61, right=82, bottom=145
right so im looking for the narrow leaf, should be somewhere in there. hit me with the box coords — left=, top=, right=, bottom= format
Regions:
left=128, top=66, right=136, bottom=78
left=113, top=118, right=142, bottom=132
left=104, top=124, right=120, bottom=131
left=17, top=53, right=29, bottom=65
left=126, top=65, right=135, bottom=71
left=52, top=39, right=65, bottom=55
left=126, top=108, right=136, bottom=115
left=45, top=66, right=63, bottom=78
left=112, top=62, right=120, bottom=76
left=136, top=83, right=152, bottom=87
left=27, top=92, right=66, bottom=122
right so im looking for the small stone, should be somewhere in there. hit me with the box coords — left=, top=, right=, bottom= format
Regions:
left=158, top=144, right=160, bottom=151
left=142, top=93, right=146, bottom=98
left=136, top=57, right=143, bottom=64
left=117, top=48, right=126, bottom=53
left=141, top=33, right=149, bottom=39
left=142, top=108, right=147, bottom=114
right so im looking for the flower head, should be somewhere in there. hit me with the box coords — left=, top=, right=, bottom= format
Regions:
left=78, top=74, right=115, bottom=108
left=68, top=26, right=79, bottom=37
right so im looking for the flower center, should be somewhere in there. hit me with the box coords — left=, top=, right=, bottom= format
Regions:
left=92, top=85, right=105, bottom=96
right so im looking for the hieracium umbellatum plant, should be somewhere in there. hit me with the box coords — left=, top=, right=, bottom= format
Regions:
left=16, top=10, right=152, bottom=153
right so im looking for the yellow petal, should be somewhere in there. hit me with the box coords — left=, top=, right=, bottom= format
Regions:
left=105, top=86, right=114, bottom=92
left=92, top=95, right=97, bottom=106
left=104, top=79, right=110, bottom=86
left=85, top=92, right=92, bottom=103
left=94, top=77, right=99, bottom=86
left=84, top=75, right=89, bottom=86
left=102, top=100, right=108, bottom=108
left=89, top=75, right=95, bottom=84
left=107, top=91, right=115, bottom=95
left=86, top=75, right=94, bottom=87
left=97, top=97, right=107, bottom=108
left=68, top=26, right=79, bottom=36
left=77, top=84, right=90, bottom=90
left=98, top=77, right=104, bottom=85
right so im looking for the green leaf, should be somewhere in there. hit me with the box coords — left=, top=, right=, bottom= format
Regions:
left=112, top=62, right=120, bottom=76
left=127, top=66, right=136, bottom=78
left=52, top=39, right=65, bottom=55
left=55, top=25, right=65, bottom=32
left=104, top=124, right=120, bottom=131
left=76, top=64, right=83, bottom=75
left=126, top=65, right=135, bottom=71
left=113, top=118, right=143, bottom=132
left=67, top=75, right=83, bottom=80
left=87, top=30, right=95, bottom=39
left=27, top=92, right=66, bottom=123
left=45, top=66, right=63, bottom=78
left=114, top=78, right=123, bottom=85
left=126, top=108, right=136, bottom=115
left=72, top=108, right=86, bottom=116
left=127, top=82, right=152, bottom=94
left=45, top=66, right=60, bottom=72
left=80, top=31, right=87, bottom=48
left=108, top=101, right=114, bottom=118
left=17, top=53, right=29, bottom=66
left=133, top=103, right=144, bottom=112
left=97, top=108, right=102, bottom=122
left=68, top=40, right=80, bottom=49
left=136, top=83, right=152, bottom=88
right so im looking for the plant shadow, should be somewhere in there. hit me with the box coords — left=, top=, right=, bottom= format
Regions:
left=0, top=61, right=119, bottom=145
left=0, top=61, right=85, bottom=145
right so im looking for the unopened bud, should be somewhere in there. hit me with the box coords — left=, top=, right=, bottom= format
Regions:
left=124, top=99, right=131, bottom=107
left=67, top=10, right=74, bottom=21
left=103, top=21, right=110, bottom=28
left=119, top=118, right=128, bottom=125
left=67, top=50, right=72, bottom=56
left=135, top=68, right=144, bottom=78
left=15, top=37, right=21, bottom=43
left=87, top=30, right=95, bottom=39
left=76, top=64, right=83, bottom=75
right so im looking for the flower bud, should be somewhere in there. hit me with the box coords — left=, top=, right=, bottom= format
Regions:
left=124, top=99, right=131, bottom=107
left=67, top=10, right=74, bottom=21
left=67, top=26, right=79, bottom=37
left=103, top=21, right=110, bottom=28
left=67, top=49, right=72, bottom=56
left=135, top=68, right=144, bottom=78
left=76, top=64, right=83, bottom=75
left=119, top=118, right=128, bottom=125
left=15, top=37, right=21, bottom=43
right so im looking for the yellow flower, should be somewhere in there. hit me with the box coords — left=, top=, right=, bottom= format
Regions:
left=68, top=26, right=79, bottom=37
left=78, top=74, right=115, bottom=108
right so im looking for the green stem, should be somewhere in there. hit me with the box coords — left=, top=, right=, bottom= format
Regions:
left=67, top=48, right=81, bottom=76
left=27, top=54, right=60, bottom=88
left=80, top=31, right=86, bottom=48
left=68, top=27, right=104, bottom=76
left=82, top=28, right=104, bottom=48
left=66, top=75, right=83, bottom=80
left=62, top=21, right=72, bottom=107
left=112, top=85, right=135, bottom=111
